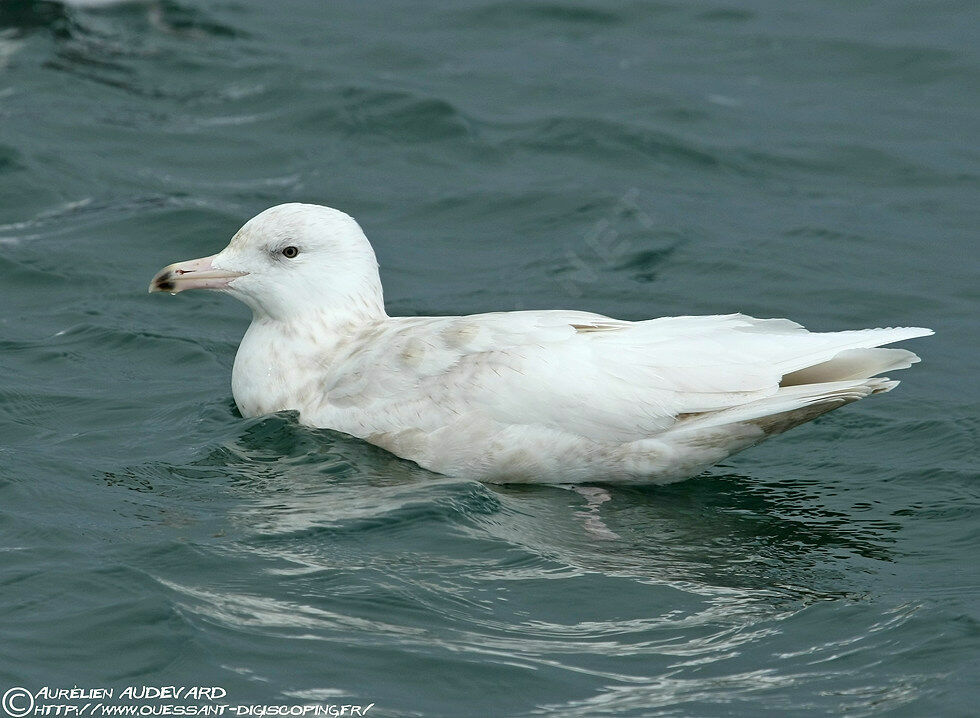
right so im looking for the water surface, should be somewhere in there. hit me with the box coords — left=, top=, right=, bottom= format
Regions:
left=0, top=1, right=977, bottom=716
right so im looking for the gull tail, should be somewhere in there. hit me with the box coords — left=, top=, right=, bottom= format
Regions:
left=779, top=326, right=933, bottom=386
left=684, top=325, right=932, bottom=439
left=642, top=326, right=933, bottom=483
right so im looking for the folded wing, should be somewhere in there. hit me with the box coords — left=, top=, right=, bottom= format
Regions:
left=322, top=312, right=931, bottom=446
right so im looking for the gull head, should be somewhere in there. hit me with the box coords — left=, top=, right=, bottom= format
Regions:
left=149, top=203, right=386, bottom=322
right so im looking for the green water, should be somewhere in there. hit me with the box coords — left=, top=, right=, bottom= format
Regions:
left=0, top=1, right=977, bottom=716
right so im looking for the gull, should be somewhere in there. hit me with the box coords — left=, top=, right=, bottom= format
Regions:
left=150, top=203, right=932, bottom=484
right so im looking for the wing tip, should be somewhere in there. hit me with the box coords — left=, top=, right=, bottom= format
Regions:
left=882, top=326, right=934, bottom=339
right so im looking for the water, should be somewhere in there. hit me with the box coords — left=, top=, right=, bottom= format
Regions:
left=0, top=1, right=977, bottom=715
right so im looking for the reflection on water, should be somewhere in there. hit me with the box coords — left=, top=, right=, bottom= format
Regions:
left=96, top=413, right=930, bottom=715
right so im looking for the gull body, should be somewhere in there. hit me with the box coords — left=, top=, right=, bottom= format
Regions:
left=150, top=203, right=931, bottom=484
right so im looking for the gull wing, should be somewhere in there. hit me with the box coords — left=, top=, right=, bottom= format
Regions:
left=317, top=312, right=930, bottom=446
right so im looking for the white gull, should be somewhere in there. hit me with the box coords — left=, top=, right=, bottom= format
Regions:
left=150, top=203, right=932, bottom=484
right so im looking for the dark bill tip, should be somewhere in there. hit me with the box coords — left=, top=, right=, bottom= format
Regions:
left=149, top=269, right=175, bottom=293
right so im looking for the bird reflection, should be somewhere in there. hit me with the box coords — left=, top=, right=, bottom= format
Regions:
left=104, top=412, right=899, bottom=604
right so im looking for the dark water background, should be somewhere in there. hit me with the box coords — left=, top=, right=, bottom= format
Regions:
left=1, top=1, right=977, bottom=716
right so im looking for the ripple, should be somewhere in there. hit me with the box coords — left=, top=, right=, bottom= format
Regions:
left=461, top=2, right=623, bottom=28
left=499, top=116, right=730, bottom=170
left=145, top=1, right=245, bottom=40
left=741, top=144, right=972, bottom=186
left=0, top=143, right=24, bottom=174
left=697, top=8, right=754, bottom=23
left=0, top=0, right=76, bottom=38
left=294, top=86, right=474, bottom=143
left=159, top=577, right=431, bottom=639
left=31, top=1, right=246, bottom=98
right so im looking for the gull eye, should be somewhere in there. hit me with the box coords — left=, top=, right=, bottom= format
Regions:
left=281, top=246, right=299, bottom=259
